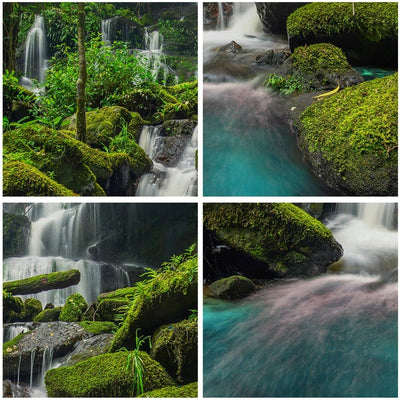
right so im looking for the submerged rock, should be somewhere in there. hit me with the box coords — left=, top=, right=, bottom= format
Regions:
left=204, top=203, right=343, bottom=279
left=3, top=379, right=31, bottom=398
left=217, top=41, right=242, bottom=54
left=255, top=49, right=291, bottom=65
left=208, top=275, right=256, bottom=299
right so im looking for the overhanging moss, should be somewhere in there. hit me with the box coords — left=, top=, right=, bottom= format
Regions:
left=3, top=331, right=31, bottom=354
left=287, top=3, right=398, bottom=42
left=45, top=351, right=175, bottom=397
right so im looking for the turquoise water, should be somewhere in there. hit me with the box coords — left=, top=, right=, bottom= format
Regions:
left=203, top=83, right=337, bottom=196
left=204, top=276, right=398, bottom=397
left=354, top=67, right=395, bottom=81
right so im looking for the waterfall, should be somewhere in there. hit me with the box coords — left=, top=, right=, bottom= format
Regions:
left=38, top=347, right=54, bottom=389
left=3, top=323, right=32, bottom=342
left=101, top=18, right=112, bottom=45
left=217, top=3, right=226, bottom=30
left=326, top=203, right=397, bottom=277
left=143, top=28, right=177, bottom=83
left=23, top=15, right=47, bottom=84
left=136, top=126, right=198, bottom=196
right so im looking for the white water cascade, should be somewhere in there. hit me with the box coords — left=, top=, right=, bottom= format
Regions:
left=136, top=125, right=198, bottom=196
left=3, top=204, right=132, bottom=306
left=21, top=15, right=47, bottom=88
left=101, top=17, right=113, bottom=45
left=326, top=203, right=397, bottom=277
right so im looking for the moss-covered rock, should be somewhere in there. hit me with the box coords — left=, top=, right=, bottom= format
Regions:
left=64, top=106, right=134, bottom=149
left=3, top=125, right=97, bottom=196
left=23, top=298, right=42, bottom=321
left=79, top=321, right=116, bottom=335
left=110, top=250, right=197, bottom=352
left=166, top=81, right=198, bottom=116
left=160, top=120, right=197, bottom=136
left=267, top=44, right=363, bottom=94
left=287, top=2, right=398, bottom=67
left=3, top=212, right=31, bottom=258
left=3, top=160, right=77, bottom=197
left=59, top=293, right=88, bottom=322
left=163, top=102, right=190, bottom=120
left=97, top=298, right=130, bottom=322
left=204, top=203, right=343, bottom=278
left=150, top=319, right=197, bottom=384
left=3, top=291, right=24, bottom=323
left=138, top=382, right=198, bottom=398
left=33, top=307, right=62, bottom=322
left=208, top=276, right=256, bottom=299
left=298, top=73, right=398, bottom=195
left=45, top=351, right=175, bottom=397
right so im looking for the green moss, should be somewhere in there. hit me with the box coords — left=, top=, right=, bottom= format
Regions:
left=291, top=43, right=351, bottom=74
left=204, top=204, right=334, bottom=270
left=59, top=293, right=88, bottom=322
left=97, top=287, right=137, bottom=302
left=108, top=149, right=152, bottom=176
left=128, top=112, right=147, bottom=141
left=79, top=321, right=117, bottom=335
left=45, top=351, right=175, bottom=397
left=3, top=291, right=24, bottom=323
left=33, top=307, right=62, bottom=322
left=138, top=382, right=198, bottom=398
left=3, top=160, right=77, bottom=197
left=299, top=73, right=397, bottom=194
left=3, top=331, right=30, bottom=354
left=287, top=3, right=398, bottom=42
left=163, top=102, right=190, bottom=120
left=151, top=319, right=197, bottom=384
left=208, top=275, right=256, bottom=299
left=97, top=298, right=130, bottom=322
left=110, top=247, right=197, bottom=352
left=166, top=80, right=198, bottom=116
left=23, top=298, right=42, bottom=320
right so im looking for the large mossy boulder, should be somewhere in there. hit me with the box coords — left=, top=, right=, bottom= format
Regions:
left=208, top=275, right=256, bottom=299
left=33, top=307, right=62, bottom=322
left=297, top=73, right=398, bottom=196
left=204, top=203, right=343, bottom=278
left=3, top=160, right=77, bottom=197
left=138, top=382, right=198, bottom=398
left=59, top=293, right=88, bottom=322
left=3, top=291, right=24, bottom=323
left=110, top=251, right=197, bottom=352
left=287, top=2, right=398, bottom=67
left=150, top=319, right=197, bottom=384
left=22, top=298, right=42, bottom=321
left=45, top=351, right=175, bottom=397
left=3, top=213, right=31, bottom=258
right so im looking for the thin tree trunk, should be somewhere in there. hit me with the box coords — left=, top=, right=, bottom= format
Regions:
left=3, top=3, right=21, bottom=73
left=76, top=2, right=87, bottom=142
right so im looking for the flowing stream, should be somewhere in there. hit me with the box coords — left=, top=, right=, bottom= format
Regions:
left=204, top=203, right=398, bottom=397
left=203, top=3, right=338, bottom=196
left=136, top=125, right=198, bottom=196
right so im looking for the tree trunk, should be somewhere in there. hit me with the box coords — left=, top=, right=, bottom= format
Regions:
left=76, top=2, right=87, bottom=142
left=4, top=269, right=81, bottom=295
left=3, top=3, right=21, bottom=73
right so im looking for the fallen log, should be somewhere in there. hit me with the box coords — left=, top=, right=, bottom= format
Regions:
left=4, top=269, right=81, bottom=295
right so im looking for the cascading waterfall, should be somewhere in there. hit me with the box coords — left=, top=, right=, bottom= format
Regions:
left=21, top=15, right=47, bottom=88
left=136, top=125, right=198, bottom=196
left=204, top=203, right=398, bottom=397
left=101, top=17, right=113, bottom=45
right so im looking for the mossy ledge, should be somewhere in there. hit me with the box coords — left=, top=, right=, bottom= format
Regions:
left=204, top=203, right=343, bottom=277
left=297, top=73, right=398, bottom=196
left=138, top=382, right=198, bottom=398
left=45, top=351, right=175, bottom=397
left=287, top=2, right=398, bottom=67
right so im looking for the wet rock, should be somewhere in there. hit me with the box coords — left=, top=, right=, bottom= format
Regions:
left=204, top=3, right=233, bottom=30
left=160, top=120, right=197, bottom=136
left=217, top=41, right=242, bottom=54
left=3, top=213, right=31, bottom=258
left=209, top=275, right=256, bottom=299
left=3, top=380, right=31, bottom=397
left=155, top=136, right=190, bottom=167
left=58, top=333, right=114, bottom=366
left=3, top=322, right=87, bottom=380
left=255, top=49, right=291, bottom=65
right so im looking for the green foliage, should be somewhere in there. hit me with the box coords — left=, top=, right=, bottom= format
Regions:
left=299, top=73, right=398, bottom=187
left=124, top=329, right=152, bottom=396
left=287, top=2, right=398, bottom=42
left=158, top=16, right=197, bottom=56
left=42, top=37, right=154, bottom=120
left=138, top=382, right=198, bottom=398
left=59, top=293, right=88, bottom=322
left=264, top=73, right=305, bottom=94
left=79, top=321, right=117, bottom=335
left=290, top=43, right=351, bottom=74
